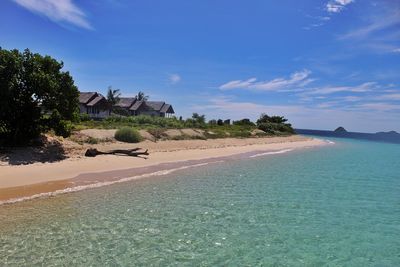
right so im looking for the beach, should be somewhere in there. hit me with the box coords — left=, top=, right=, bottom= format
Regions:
left=0, top=135, right=325, bottom=203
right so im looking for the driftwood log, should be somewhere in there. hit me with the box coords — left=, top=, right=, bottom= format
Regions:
left=85, top=148, right=149, bottom=159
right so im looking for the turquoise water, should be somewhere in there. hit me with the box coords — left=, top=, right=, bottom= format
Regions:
left=1, top=139, right=399, bottom=266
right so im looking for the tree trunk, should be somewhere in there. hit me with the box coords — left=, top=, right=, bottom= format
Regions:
left=85, top=148, right=149, bottom=158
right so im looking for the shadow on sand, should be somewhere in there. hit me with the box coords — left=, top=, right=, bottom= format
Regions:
left=0, top=139, right=67, bottom=165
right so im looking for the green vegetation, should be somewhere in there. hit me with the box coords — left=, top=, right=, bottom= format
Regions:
left=75, top=112, right=295, bottom=141
left=0, top=48, right=79, bottom=146
left=256, top=113, right=295, bottom=135
left=114, top=127, right=143, bottom=143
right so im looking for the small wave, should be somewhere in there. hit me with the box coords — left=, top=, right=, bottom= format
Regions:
left=325, top=140, right=335, bottom=144
left=249, top=149, right=294, bottom=158
left=0, top=161, right=224, bottom=206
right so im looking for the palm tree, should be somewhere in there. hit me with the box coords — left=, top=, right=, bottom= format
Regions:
left=136, top=91, right=149, bottom=101
left=107, top=86, right=121, bottom=114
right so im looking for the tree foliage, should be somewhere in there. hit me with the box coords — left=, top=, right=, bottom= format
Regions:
left=107, top=86, right=121, bottom=112
left=136, top=91, right=149, bottom=101
left=256, top=113, right=294, bottom=134
left=233, top=118, right=255, bottom=127
left=0, top=48, right=79, bottom=145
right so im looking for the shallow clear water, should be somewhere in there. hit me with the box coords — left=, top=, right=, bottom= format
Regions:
left=1, top=139, right=399, bottom=266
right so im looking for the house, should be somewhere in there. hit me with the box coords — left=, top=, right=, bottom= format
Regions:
left=79, top=92, right=109, bottom=118
left=79, top=92, right=175, bottom=118
left=128, top=101, right=175, bottom=117
left=113, top=97, right=136, bottom=116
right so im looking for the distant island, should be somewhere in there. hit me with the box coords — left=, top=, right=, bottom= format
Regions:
left=334, top=127, right=347, bottom=133
left=296, top=128, right=400, bottom=144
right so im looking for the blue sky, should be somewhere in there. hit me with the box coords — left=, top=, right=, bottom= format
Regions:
left=1, top=0, right=399, bottom=132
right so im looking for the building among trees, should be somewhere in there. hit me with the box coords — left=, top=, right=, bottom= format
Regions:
left=79, top=92, right=175, bottom=118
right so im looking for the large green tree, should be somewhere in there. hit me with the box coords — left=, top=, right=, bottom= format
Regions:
left=0, top=48, right=79, bottom=146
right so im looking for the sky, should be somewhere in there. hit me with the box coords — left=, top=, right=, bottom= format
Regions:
left=1, top=0, right=399, bottom=132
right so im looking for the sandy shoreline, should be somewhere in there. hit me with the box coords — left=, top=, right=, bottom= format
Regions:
left=0, top=136, right=327, bottom=204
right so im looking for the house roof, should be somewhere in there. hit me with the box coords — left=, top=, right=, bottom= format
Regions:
left=145, top=101, right=165, bottom=111
left=129, top=101, right=174, bottom=113
left=79, top=92, right=97, bottom=104
left=115, top=97, right=136, bottom=108
left=129, top=100, right=144, bottom=111
left=160, top=104, right=174, bottom=113
left=87, top=94, right=106, bottom=107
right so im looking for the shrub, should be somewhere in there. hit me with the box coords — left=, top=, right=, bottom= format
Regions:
left=79, top=113, right=91, bottom=122
left=115, top=127, right=142, bottom=143
left=53, top=120, right=73, bottom=137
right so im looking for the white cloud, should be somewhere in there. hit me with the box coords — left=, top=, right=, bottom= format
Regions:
left=376, top=93, right=400, bottom=101
left=219, top=70, right=313, bottom=91
left=192, top=97, right=307, bottom=121
left=340, top=10, right=400, bottom=39
left=169, top=74, right=181, bottom=84
left=12, top=0, right=92, bottom=29
left=326, top=0, right=354, bottom=13
left=355, top=102, right=400, bottom=111
left=393, top=48, right=400, bottom=53
left=302, top=82, right=377, bottom=95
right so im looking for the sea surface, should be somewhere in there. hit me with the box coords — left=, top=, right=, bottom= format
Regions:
left=0, top=138, right=399, bottom=266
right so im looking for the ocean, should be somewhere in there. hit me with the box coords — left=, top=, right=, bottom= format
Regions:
left=0, top=138, right=399, bottom=266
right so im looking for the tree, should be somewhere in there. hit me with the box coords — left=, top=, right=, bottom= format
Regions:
left=233, top=118, right=255, bottom=127
left=0, top=48, right=79, bottom=146
left=136, top=91, right=149, bottom=101
left=256, top=113, right=294, bottom=134
left=106, top=86, right=121, bottom=114
left=192, top=113, right=206, bottom=124
left=256, top=113, right=271, bottom=125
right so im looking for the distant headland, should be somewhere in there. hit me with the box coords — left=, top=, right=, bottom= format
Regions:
left=296, top=128, right=400, bottom=144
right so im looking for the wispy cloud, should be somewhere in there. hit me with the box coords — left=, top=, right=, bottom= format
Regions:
left=340, top=9, right=400, bottom=40
left=326, top=0, right=354, bottom=13
left=303, top=0, right=353, bottom=30
left=219, top=70, right=314, bottom=91
left=338, top=7, right=400, bottom=54
left=303, top=15, right=331, bottom=30
left=303, top=82, right=377, bottom=95
left=376, top=93, right=400, bottom=101
left=393, top=48, right=400, bottom=53
left=12, top=0, right=92, bottom=29
left=168, top=74, right=181, bottom=84
left=355, top=102, right=400, bottom=111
